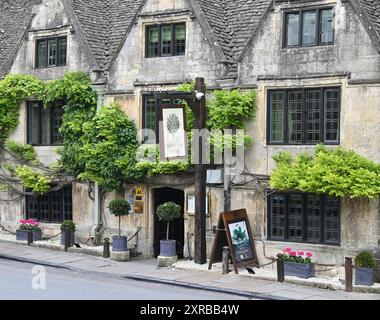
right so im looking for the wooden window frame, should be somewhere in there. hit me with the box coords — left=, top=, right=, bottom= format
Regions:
left=145, top=23, right=186, bottom=58
left=27, top=101, right=64, bottom=146
left=35, top=36, right=67, bottom=69
left=26, top=185, right=73, bottom=223
left=267, top=87, right=341, bottom=145
left=267, top=192, right=341, bottom=245
left=282, top=6, right=334, bottom=48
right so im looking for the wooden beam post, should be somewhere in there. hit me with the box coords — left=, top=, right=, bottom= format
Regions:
left=194, top=77, right=207, bottom=264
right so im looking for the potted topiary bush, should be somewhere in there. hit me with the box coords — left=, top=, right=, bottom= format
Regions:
left=281, top=247, right=315, bottom=279
left=156, top=202, right=182, bottom=257
left=109, top=199, right=131, bottom=252
left=16, top=219, right=42, bottom=241
left=354, top=251, right=375, bottom=286
left=60, top=220, right=76, bottom=247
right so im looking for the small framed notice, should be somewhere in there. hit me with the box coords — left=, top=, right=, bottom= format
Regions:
left=186, top=192, right=210, bottom=216
left=159, top=104, right=187, bottom=161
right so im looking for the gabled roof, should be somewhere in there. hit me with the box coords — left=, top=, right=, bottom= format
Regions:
left=0, top=0, right=42, bottom=77
left=194, top=0, right=273, bottom=78
left=353, top=0, right=380, bottom=51
left=66, top=0, right=145, bottom=71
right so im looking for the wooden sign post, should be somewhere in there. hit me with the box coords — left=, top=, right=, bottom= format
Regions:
left=208, top=209, right=259, bottom=274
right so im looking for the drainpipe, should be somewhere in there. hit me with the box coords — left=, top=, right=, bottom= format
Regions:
left=90, top=79, right=107, bottom=240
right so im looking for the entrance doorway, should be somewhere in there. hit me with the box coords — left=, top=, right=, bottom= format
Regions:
left=153, top=187, right=184, bottom=258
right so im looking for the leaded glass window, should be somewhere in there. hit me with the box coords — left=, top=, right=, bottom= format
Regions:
left=26, top=185, right=73, bottom=223
left=268, top=193, right=340, bottom=245
left=36, top=37, right=67, bottom=68
left=268, top=88, right=340, bottom=144
left=146, top=23, right=186, bottom=58
left=284, top=8, right=334, bottom=47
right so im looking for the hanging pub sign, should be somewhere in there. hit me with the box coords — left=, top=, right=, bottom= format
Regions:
left=159, top=104, right=187, bottom=161
left=208, top=209, right=259, bottom=274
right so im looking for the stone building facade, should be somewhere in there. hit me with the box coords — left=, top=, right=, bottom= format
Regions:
left=0, top=0, right=379, bottom=270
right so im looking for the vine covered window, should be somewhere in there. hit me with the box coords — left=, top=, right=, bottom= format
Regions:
left=27, top=101, right=64, bottom=146
left=268, top=192, right=340, bottom=245
left=268, top=87, right=340, bottom=144
left=26, top=185, right=73, bottom=223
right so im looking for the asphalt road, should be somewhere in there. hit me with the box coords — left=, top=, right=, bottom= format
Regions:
left=0, top=259, right=249, bottom=300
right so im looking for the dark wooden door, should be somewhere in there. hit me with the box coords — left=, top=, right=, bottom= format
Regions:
left=153, top=188, right=184, bottom=258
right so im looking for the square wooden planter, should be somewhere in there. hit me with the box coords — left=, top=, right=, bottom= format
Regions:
left=16, top=229, right=42, bottom=241
left=284, top=262, right=315, bottom=279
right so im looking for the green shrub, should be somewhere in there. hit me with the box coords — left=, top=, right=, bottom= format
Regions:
left=5, top=140, right=37, bottom=162
left=156, top=202, right=182, bottom=240
left=109, top=199, right=131, bottom=217
left=108, top=199, right=131, bottom=237
left=60, top=220, right=76, bottom=232
left=355, top=251, right=376, bottom=268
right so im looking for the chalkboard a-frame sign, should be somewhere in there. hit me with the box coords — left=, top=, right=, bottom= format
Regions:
left=208, top=209, right=259, bottom=274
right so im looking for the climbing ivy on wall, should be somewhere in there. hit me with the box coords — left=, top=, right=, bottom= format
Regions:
left=270, top=144, right=380, bottom=199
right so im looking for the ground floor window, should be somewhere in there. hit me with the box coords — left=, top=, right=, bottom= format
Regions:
left=26, top=185, right=72, bottom=223
left=268, top=192, right=340, bottom=245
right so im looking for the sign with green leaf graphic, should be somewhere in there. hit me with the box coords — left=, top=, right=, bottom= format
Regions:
left=208, top=209, right=258, bottom=274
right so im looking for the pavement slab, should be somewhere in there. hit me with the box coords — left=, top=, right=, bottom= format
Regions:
left=0, top=241, right=379, bottom=300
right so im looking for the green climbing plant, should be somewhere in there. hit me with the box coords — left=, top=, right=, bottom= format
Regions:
left=270, top=144, right=380, bottom=198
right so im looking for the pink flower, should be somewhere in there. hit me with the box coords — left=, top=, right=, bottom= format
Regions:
left=298, top=251, right=304, bottom=256
left=290, top=251, right=297, bottom=256
left=306, top=252, right=313, bottom=258
left=284, top=247, right=292, bottom=253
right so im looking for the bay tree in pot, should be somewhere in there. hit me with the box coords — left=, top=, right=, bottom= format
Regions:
left=60, top=220, right=76, bottom=247
left=109, top=199, right=131, bottom=252
left=355, top=251, right=376, bottom=286
left=156, top=202, right=182, bottom=257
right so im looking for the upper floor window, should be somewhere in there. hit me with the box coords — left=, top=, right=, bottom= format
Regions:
left=268, top=192, right=340, bottom=245
left=146, top=23, right=186, bottom=58
left=268, top=87, right=340, bottom=145
left=36, top=37, right=67, bottom=69
left=142, top=95, right=183, bottom=143
left=284, top=8, right=334, bottom=47
left=27, top=101, right=64, bottom=146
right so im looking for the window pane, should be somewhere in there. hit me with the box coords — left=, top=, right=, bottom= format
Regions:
left=37, top=40, right=46, bottom=68
left=52, top=103, right=63, bottom=144
left=270, top=91, right=285, bottom=142
left=320, top=9, right=333, bottom=44
left=51, top=191, right=62, bottom=222
left=175, top=24, right=186, bottom=55
left=161, top=25, right=172, bottom=56
left=307, top=195, right=321, bottom=242
left=63, top=185, right=73, bottom=220
left=57, top=37, right=67, bottom=66
left=305, top=89, right=321, bottom=143
left=147, top=27, right=159, bottom=57
left=28, top=102, right=40, bottom=145
left=143, top=96, right=157, bottom=143
left=286, top=13, right=299, bottom=47
left=48, top=38, right=57, bottom=66
left=41, top=107, right=52, bottom=145
left=302, top=11, right=317, bottom=45
left=288, top=91, right=303, bottom=143
left=27, top=194, right=39, bottom=220
left=288, top=194, right=303, bottom=240
left=324, top=196, right=340, bottom=243
left=324, top=89, right=340, bottom=142
left=40, top=193, right=50, bottom=222
left=270, top=195, right=285, bottom=239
